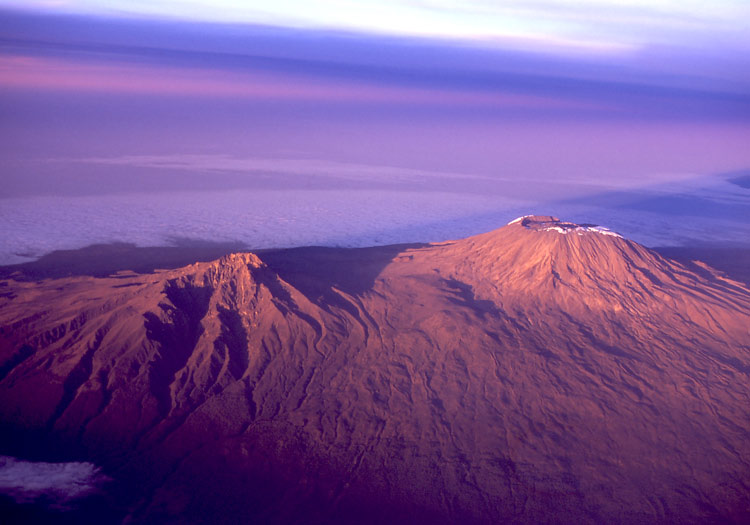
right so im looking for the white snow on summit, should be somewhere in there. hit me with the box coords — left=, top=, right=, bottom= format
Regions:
left=507, top=215, right=532, bottom=225
left=542, top=225, right=622, bottom=238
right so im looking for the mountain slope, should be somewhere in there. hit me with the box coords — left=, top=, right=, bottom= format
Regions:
left=1, top=217, right=749, bottom=524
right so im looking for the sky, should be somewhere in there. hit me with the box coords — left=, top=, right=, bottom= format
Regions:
left=2, top=0, right=749, bottom=53
left=0, top=1, right=749, bottom=261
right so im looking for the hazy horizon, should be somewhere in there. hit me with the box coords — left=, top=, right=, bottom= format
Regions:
left=1, top=2, right=749, bottom=264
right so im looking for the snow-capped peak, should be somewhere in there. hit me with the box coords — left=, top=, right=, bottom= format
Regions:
left=510, top=215, right=623, bottom=238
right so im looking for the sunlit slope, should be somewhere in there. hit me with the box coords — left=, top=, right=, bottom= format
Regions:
left=1, top=217, right=749, bottom=524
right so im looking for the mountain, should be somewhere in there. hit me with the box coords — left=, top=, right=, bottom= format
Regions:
left=1, top=216, right=749, bottom=524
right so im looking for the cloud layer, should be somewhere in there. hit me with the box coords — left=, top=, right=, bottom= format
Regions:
left=0, top=456, right=110, bottom=510
left=2, top=155, right=749, bottom=266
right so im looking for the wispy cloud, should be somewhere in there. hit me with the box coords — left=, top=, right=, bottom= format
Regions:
left=0, top=53, right=591, bottom=111
left=2, top=0, right=748, bottom=55
left=0, top=455, right=111, bottom=510
left=77, top=154, right=495, bottom=182
left=1, top=10, right=747, bottom=121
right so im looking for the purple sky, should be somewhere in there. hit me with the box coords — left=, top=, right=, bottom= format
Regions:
left=1, top=10, right=748, bottom=168
left=0, top=6, right=749, bottom=254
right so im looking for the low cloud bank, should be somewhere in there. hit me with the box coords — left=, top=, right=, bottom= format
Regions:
left=0, top=455, right=111, bottom=510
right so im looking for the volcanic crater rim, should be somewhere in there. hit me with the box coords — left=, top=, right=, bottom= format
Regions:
left=509, top=215, right=623, bottom=238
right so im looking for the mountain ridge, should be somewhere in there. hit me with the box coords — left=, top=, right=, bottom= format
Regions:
left=1, top=216, right=749, bottom=524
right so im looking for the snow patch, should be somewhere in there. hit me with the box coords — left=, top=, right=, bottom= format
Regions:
left=588, top=226, right=623, bottom=238
left=542, top=225, right=622, bottom=238
left=508, top=215, right=532, bottom=225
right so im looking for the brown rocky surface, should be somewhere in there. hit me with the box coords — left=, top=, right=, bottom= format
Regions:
left=1, top=216, right=749, bottom=523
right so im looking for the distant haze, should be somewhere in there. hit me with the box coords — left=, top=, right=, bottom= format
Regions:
left=0, top=6, right=749, bottom=263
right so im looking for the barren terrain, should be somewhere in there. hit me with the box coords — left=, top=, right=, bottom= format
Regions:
left=1, top=216, right=749, bottom=523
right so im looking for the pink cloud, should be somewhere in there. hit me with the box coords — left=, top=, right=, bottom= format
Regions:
left=0, top=53, right=590, bottom=109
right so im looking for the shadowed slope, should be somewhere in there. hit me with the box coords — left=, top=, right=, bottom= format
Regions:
left=0, top=240, right=248, bottom=281
left=654, top=245, right=750, bottom=287
left=257, top=243, right=428, bottom=301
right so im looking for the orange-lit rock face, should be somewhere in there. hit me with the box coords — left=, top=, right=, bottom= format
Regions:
left=1, top=218, right=749, bottom=524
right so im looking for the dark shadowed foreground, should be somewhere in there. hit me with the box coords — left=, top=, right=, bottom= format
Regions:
left=1, top=217, right=749, bottom=524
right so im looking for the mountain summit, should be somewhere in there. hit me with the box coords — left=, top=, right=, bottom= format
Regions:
left=1, top=219, right=749, bottom=524
left=399, top=216, right=749, bottom=336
